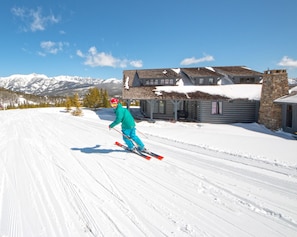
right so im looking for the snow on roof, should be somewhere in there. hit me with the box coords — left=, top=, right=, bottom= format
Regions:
left=205, top=66, right=215, bottom=72
left=274, top=86, right=297, bottom=104
left=274, top=93, right=297, bottom=104
left=154, top=84, right=262, bottom=100
left=290, top=85, right=297, bottom=93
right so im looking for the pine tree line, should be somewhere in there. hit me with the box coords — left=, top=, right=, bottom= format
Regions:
left=65, top=93, right=83, bottom=116
left=83, top=87, right=109, bottom=109
left=65, top=88, right=110, bottom=116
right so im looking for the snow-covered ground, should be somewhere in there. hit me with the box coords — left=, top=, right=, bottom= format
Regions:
left=0, top=107, right=296, bottom=237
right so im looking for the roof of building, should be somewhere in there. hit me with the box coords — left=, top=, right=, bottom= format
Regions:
left=136, top=68, right=180, bottom=79
left=212, top=66, right=263, bottom=76
left=181, top=67, right=221, bottom=78
left=154, top=84, right=262, bottom=100
left=274, top=92, right=297, bottom=104
left=122, top=66, right=264, bottom=100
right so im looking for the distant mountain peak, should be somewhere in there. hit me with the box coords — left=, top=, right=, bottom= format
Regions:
left=0, top=73, right=122, bottom=96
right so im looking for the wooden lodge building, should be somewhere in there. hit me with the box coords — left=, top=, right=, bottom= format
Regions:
left=122, top=66, right=263, bottom=122
left=121, top=66, right=297, bottom=135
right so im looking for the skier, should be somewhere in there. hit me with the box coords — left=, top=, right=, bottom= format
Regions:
left=109, top=98, right=146, bottom=152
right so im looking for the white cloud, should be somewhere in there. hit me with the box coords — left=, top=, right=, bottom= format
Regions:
left=180, top=54, right=214, bottom=66
left=76, top=50, right=84, bottom=58
left=278, top=56, right=297, bottom=68
left=130, top=60, right=143, bottom=68
left=40, top=41, right=68, bottom=54
left=77, top=46, right=143, bottom=68
left=11, top=7, right=25, bottom=17
left=85, top=47, right=117, bottom=67
left=11, top=7, right=59, bottom=32
left=37, top=52, right=46, bottom=57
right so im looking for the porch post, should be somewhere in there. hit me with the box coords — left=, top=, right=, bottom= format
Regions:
left=125, top=99, right=131, bottom=109
left=170, top=100, right=181, bottom=121
left=147, top=100, right=157, bottom=121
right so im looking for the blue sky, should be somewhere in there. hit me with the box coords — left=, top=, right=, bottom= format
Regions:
left=1, top=0, right=297, bottom=80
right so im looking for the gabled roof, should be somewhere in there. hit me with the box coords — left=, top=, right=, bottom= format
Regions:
left=181, top=67, right=221, bottom=78
left=136, top=68, right=180, bottom=79
left=212, top=66, right=263, bottom=76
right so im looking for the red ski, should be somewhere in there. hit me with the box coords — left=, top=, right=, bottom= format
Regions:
left=115, top=141, right=151, bottom=160
left=141, top=149, right=164, bottom=160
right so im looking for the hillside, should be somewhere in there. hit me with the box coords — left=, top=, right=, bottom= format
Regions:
left=0, top=87, right=65, bottom=108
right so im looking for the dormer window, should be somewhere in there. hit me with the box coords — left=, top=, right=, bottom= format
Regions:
left=143, top=78, right=175, bottom=85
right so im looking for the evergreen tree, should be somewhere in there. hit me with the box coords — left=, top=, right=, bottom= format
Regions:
left=83, top=87, right=101, bottom=109
left=103, top=89, right=109, bottom=107
left=65, top=96, right=72, bottom=112
left=72, top=93, right=80, bottom=107
left=82, top=87, right=110, bottom=109
left=71, top=93, right=83, bottom=116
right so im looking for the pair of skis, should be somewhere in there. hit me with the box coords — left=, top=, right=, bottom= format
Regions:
left=115, top=141, right=163, bottom=160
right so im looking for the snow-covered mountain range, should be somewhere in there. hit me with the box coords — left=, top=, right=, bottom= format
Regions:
left=0, top=73, right=122, bottom=96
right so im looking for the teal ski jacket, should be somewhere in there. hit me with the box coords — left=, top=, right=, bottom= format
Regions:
left=109, top=103, right=136, bottom=130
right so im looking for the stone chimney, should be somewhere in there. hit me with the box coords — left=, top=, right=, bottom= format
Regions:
left=258, top=69, right=289, bottom=130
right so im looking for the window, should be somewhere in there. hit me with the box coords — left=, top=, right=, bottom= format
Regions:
left=209, top=78, right=214, bottom=84
left=153, top=100, right=165, bottom=114
left=143, top=79, right=160, bottom=85
left=199, top=78, right=204, bottom=85
left=211, top=101, right=222, bottom=115
left=240, top=77, right=255, bottom=83
left=144, top=78, right=175, bottom=86
left=286, top=105, right=293, bottom=128
left=164, top=79, right=174, bottom=85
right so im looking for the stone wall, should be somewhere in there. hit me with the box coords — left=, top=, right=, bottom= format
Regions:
left=258, top=69, right=289, bottom=130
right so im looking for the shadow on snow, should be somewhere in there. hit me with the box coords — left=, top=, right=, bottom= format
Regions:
left=71, top=144, right=125, bottom=154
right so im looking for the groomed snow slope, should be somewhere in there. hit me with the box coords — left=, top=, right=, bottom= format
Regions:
left=0, top=108, right=296, bottom=237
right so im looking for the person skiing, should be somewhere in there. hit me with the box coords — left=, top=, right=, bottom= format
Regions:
left=109, top=98, right=146, bottom=152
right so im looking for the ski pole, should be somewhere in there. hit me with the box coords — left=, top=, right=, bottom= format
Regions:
left=136, top=128, right=149, bottom=139
left=112, top=127, right=140, bottom=147
left=111, top=127, right=132, bottom=140
left=112, top=127, right=147, bottom=140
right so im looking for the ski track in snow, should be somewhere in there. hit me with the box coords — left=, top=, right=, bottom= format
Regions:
left=0, top=108, right=296, bottom=237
